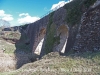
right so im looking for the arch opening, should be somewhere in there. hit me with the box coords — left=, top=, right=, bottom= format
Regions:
left=33, top=28, right=46, bottom=56
left=53, top=25, right=69, bottom=53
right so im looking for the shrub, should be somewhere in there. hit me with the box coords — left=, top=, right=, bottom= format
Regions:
left=64, top=0, right=97, bottom=26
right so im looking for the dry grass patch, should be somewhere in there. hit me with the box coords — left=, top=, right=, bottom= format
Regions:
left=1, top=52, right=100, bottom=75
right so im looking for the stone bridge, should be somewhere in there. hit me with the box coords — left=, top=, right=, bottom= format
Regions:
left=26, top=7, right=72, bottom=58
left=26, top=0, right=100, bottom=58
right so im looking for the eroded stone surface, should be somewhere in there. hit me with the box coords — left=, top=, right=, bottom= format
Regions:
left=73, top=4, right=100, bottom=52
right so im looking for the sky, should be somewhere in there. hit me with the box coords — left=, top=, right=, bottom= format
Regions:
left=0, top=0, right=71, bottom=27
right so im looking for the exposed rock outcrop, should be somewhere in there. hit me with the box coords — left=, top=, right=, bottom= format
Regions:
left=73, top=3, right=100, bottom=52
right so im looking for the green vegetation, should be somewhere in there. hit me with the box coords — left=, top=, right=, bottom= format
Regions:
left=0, top=30, right=30, bottom=54
left=84, top=0, right=97, bottom=8
left=46, top=11, right=55, bottom=30
left=45, top=23, right=56, bottom=54
left=15, top=31, right=31, bottom=53
left=44, top=11, right=60, bottom=54
left=7, top=32, right=20, bottom=40
left=54, top=35, right=60, bottom=45
left=0, top=39, right=16, bottom=54
left=64, top=0, right=82, bottom=25
left=20, top=24, right=28, bottom=30
left=44, top=12, right=55, bottom=54
left=1, top=52, right=100, bottom=75
left=64, top=0, right=96, bottom=25
left=0, top=31, right=20, bottom=54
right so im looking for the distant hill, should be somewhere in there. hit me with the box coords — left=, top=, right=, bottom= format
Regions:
left=0, top=19, right=10, bottom=28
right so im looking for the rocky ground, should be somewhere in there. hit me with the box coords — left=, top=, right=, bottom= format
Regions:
left=0, top=30, right=33, bottom=72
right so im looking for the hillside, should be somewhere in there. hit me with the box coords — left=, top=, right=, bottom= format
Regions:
left=0, top=0, right=100, bottom=75
left=1, top=52, right=100, bottom=75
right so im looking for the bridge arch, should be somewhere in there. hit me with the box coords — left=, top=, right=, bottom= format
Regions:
left=53, top=25, right=69, bottom=53
left=33, top=28, right=46, bottom=55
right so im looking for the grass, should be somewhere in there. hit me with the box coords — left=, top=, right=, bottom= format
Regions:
left=2, top=31, right=21, bottom=40
left=0, top=29, right=31, bottom=54
left=0, top=30, right=32, bottom=70
left=0, top=52, right=100, bottom=75
left=0, top=31, right=21, bottom=54
left=0, top=38, right=16, bottom=54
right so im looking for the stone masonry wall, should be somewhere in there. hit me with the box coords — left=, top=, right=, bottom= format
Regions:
left=26, top=0, right=100, bottom=58
left=73, top=4, right=100, bottom=52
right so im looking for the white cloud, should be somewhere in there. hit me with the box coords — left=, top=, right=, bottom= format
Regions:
left=18, top=13, right=40, bottom=24
left=19, top=13, right=29, bottom=17
left=50, top=0, right=73, bottom=11
left=0, top=10, right=14, bottom=21
left=2, top=15, right=13, bottom=21
left=0, top=10, right=5, bottom=16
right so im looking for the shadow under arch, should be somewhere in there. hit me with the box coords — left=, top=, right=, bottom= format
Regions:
left=32, top=27, right=46, bottom=58
left=40, top=24, right=69, bottom=58
left=14, top=26, right=33, bottom=69
left=54, top=25, right=69, bottom=53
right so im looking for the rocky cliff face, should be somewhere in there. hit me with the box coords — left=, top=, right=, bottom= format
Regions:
left=73, top=3, right=100, bottom=52
left=25, top=0, right=99, bottom=58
